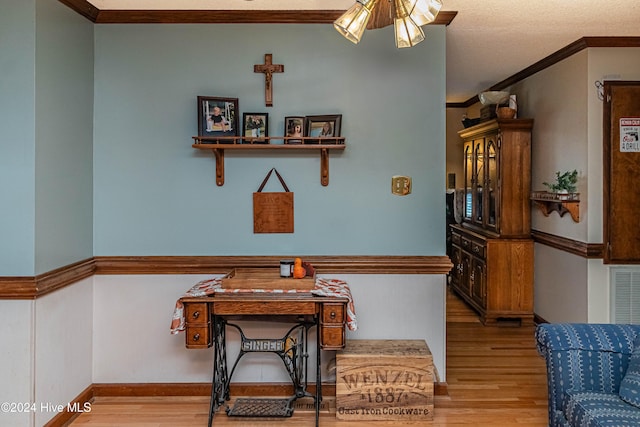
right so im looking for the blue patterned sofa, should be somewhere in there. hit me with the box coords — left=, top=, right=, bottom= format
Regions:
left=536, top=323, right=640, bottom=427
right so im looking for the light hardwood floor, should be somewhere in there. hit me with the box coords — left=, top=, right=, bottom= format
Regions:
left=68, top=289, right=548, bottom=426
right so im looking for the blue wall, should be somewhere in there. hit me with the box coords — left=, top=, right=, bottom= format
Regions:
left=34, top=0, right=94, bottom=275
left=0, top=0, right=94, bottom=276
left=93, top=23, right=446, bottom=256
left=0, top=0, right=36, bottom=275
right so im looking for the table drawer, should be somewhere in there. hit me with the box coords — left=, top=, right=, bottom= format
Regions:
left=321, top=325, right=345, bottom=350
left=185, top=303, right=208, bottom=324
left=214, top=301, right=317, bottom=315
left=322, top=303, right=345, bottom=324
left=185, top=325, right=212, bottom=349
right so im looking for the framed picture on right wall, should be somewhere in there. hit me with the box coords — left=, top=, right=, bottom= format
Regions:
left=305, top=114, right=342, bottom=142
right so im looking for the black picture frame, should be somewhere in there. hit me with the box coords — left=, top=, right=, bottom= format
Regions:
left=242, top=113, right=269, bottom=143
left=305, top=114, right=342, bottom=143
left=197, top=96, right=239, bottom=138
left=284, top=116, right=305, bottom=144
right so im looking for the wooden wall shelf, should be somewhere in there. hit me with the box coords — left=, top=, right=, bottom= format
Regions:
left=192, top=136, right=345, bottom=186
left=530, top=192, right=580, bottom=222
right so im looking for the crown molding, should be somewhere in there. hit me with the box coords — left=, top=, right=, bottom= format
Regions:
left=447, top=36, right=640, bottom=109
left=57, top=1, right=456, bottom=25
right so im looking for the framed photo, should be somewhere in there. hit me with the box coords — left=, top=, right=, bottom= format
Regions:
left=284, top=116, right=305, bottom=144
left=197, top=96, right=239, bottom=137
left=242, top=113, right=268, bottom=143
left=305, top=114, right=342, bottom=142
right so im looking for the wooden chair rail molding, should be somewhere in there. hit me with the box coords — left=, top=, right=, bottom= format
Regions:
left=94, top=255, right=453, bottom=275
left=0, top=255, right=453, bottom=300
left=531, top=230, right=604, bottom=258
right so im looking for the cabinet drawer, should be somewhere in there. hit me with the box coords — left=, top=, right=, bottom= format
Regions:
left=451, top=232, right=461, bottom=245
left=185, top=325, right=211, bottom=349
left=320, top=325, right=345, bottom=349
left=185, top=303, right=208, bottom=324
left=471, top=242, right=485, bottom=258
left=461, top=237, right=472, bottom=250
left=322, top=303, right=345, bottom=324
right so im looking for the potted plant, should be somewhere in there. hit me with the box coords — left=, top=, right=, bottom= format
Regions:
left=543, top=170, right=578, bottom=199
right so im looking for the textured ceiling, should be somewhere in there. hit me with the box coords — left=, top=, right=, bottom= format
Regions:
left=87, top=0, right=640, bottom=103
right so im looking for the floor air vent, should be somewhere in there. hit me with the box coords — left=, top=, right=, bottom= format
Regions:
left=611, top=268, right=640, bottom=324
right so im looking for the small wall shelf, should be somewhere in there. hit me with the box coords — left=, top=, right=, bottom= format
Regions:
left=192, top=136, right=345, bottom=186
left=530, top=191, right=580, bottom=222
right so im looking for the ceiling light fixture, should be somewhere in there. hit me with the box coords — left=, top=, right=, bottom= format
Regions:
left=334, top=0, right=442, bottom=48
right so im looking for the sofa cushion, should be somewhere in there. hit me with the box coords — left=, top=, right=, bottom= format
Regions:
left=619, top=336, right=640, bottom=407
left=563, top=391, right=640, bottom=427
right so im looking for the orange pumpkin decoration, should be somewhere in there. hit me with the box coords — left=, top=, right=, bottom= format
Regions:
left=293, top=257, right=306, bottom=279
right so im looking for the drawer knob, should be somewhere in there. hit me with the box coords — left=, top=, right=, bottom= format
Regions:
left=192, top=311, right=200, bottom=319
left=192, top=333, right=200, bottom=342
left=330, top=311, right=337, bottom=319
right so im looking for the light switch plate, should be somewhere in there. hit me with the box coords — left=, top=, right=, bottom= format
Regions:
left=391, top=175, right=412, bottom=196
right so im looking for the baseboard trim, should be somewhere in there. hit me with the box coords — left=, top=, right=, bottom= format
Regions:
left=42, top=384, right=94, bottom=427
left=43, top=381, right=449, bottom=426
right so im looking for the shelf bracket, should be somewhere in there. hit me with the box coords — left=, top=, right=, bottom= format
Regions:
left=320, top=148, right=329, bottom=186
left=532, top=200, right=580, bottom=222
left=214, top=149, right=224, bottom=186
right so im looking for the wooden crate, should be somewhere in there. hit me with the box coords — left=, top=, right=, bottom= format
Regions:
left=221, top=268, right=315, bottom=290
left=336, top=339, right=433, bottom=421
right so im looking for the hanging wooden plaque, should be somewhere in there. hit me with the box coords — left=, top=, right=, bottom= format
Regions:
left=253, top=168, right=294, bottom=233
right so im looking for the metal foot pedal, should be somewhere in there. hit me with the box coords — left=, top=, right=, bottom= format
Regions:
left=227, top=398, right=294, bottom=418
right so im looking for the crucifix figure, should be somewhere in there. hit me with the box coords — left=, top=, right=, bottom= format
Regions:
left=254, top=53, right=284, bottom=107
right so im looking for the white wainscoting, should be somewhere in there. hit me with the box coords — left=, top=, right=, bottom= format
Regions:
left=0, top=273, right=446, bottom=427
left=92, top=273, right=447, bottom=384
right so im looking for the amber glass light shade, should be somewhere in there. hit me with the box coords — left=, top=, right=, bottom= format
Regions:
left=333, top=0, right=379, bottom=44
left=402, top=0, right=442, bottom=26
left=394, top=0, right=425, bottom=48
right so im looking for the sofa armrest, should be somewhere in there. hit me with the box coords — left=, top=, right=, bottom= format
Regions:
left=535, top=323, right=640, bottom=426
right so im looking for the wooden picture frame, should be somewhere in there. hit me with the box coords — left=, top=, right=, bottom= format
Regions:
left=305, top=114, right=342, bottom=143
left=284, top=116, right=305, bottom=144
left=242, top=112, right=268, bottom=143
left=197, top=96, right=239, bottom=138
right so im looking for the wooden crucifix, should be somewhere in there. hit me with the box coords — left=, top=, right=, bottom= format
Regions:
left=254, top=53, right=284, bottom=107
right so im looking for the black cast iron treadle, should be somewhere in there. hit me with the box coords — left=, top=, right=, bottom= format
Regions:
left=227, top=397, right=295, bottom=417
left=208, top=316, right=321, bottom=427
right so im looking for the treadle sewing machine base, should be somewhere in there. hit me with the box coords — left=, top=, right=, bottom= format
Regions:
left=212, top=317, right=320, bottom=425
left=179, top=292, right=349, bottom=427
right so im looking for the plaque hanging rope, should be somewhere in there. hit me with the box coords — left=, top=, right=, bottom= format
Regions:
left=253, top=168, right=294, bottom=233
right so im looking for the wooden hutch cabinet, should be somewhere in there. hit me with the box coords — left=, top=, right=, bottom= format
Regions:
left=449, top=119, right=534, bottom=325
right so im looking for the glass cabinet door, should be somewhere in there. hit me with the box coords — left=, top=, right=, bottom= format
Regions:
left=485, top=135, right=499, bottom=231
left=473, top=139, right=485, bottom=225
left=463, top=142, right=473, bottom=221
